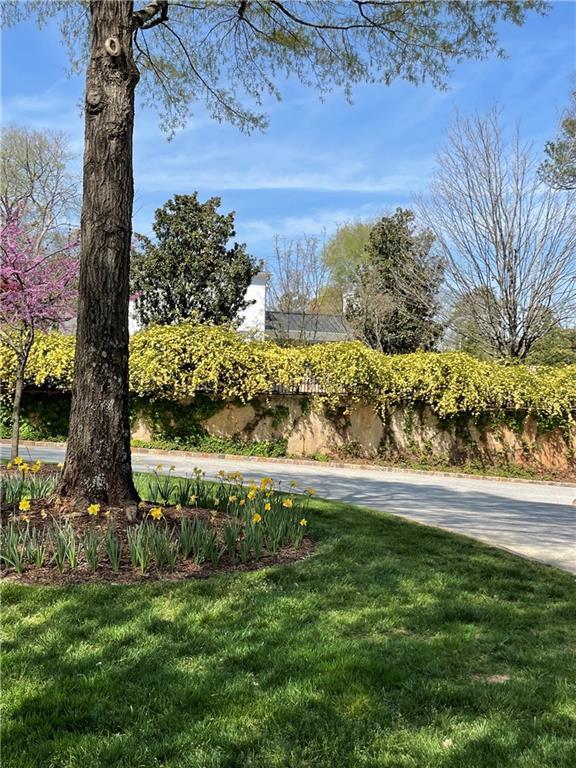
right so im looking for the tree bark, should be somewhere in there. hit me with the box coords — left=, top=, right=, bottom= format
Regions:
left=10, top=331, right=34, bottom=460
left=59, top=0, right=139, bottom=506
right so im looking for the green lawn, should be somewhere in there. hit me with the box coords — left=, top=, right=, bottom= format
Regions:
left=2, top=495, right=575, bottom=768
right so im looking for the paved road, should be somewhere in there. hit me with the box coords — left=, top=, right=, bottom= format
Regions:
left=4, top=443, right=575, bottom=573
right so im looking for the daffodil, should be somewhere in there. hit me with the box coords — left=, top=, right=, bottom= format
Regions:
left=6, top=461, right=12, bottom=470
left=190, top=494, right=197, bottom=504
left=40, top=509, right=48, bottom=519
left=169, top=464, right=176, bottom=472
left=239, top=499, right=246, bottom=506
left=299, top=518, right=308, bottom=527
left=150, top=506, right=163, bottom=520
left=264, top=502, right=271, bottom=511
left=217, top=469, right=226, bottom=478
left=21, top=514, right=30, bottom=523
left=290, top=480, right=298, bottom=488
left=21, top=463, right=30, bottom=473
left=13, top=456, right=23, bottom=466
left=176, top=503, right=182, bottom=512
left=228, top=496, right=237, bottom=503
left=213, top=497, right=220, bottom=506
left=304, top=488, right=316, bottom=497
left=87, top=503, right=101, bottom=516
left=282, top=498, right=293, bottom=508
left=155, top=464, right=163, bottom=471
left=138, top=500, right=147, bottom=509
left=57, top=462, right=64, bottom=469
left=247, top=489, right=257, bottom=500
left=252, top=512, right=262, bottom=524
left=19, top=499, right=31, bottom=512
left=31, top=460, right=42, bottom=473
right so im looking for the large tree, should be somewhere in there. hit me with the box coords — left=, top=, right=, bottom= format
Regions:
left=131, top=193, right=259, bottom=328
left=419, top=109, right=576, bottom=360
left=345, top=208, right=444, bottom=353
left=1, top=0, right=547, bottom=506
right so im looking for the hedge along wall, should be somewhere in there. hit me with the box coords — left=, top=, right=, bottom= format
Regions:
left=1, top=324, right=575, bottom=469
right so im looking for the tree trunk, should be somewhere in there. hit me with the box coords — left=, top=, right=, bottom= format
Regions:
left=59, top=0, right=139, bottom=506
left=10, top=332, right=34, bottom=460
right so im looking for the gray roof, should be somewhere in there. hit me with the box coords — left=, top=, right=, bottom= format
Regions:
left=265, top=311, right=350, bottom=342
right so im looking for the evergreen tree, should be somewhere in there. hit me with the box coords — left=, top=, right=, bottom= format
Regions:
left=346, top=209, right=444, bottom=353
left=131, top=194, right=260, bottom=327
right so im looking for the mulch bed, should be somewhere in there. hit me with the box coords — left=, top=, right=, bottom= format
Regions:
left=1, top=497, right=314, bottom=586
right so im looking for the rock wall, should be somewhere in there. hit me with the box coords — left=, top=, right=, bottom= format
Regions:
left=132, top=395, right=575, bottom=472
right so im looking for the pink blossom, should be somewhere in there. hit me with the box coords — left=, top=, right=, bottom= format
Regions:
left=1, top=211, right=79, bottom=333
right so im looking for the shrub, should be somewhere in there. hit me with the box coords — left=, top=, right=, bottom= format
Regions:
left=1, top=325, right=574, bottom=423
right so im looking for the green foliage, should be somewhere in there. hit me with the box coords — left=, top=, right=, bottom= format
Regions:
left=539, top=89, right=576, bottom=190
left=322, top=219, right=373, bottom=286
left=1, top=1, right=545, bottom=136
left=345, top=209, right=444, bottom=353
left=526, top=326, right=576, bottom=366
left=2, top=326, right=575, bottom=426
left=131, top=194, right=260, bottom=328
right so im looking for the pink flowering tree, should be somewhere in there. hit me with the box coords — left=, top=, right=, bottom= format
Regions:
left=1, top=210, right=78, bottom=458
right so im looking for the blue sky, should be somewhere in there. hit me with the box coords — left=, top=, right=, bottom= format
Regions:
left=2, top=2, right=575, bottom=268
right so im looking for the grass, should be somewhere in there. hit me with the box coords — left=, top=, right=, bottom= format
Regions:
left=2, top=492, right=575, bottom=768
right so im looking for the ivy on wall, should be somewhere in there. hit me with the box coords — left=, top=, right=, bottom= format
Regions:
left=1, top=324, right=575, bottom=422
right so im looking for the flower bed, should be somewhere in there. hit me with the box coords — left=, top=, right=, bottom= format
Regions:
left=0, top=462, right=314, bottom=584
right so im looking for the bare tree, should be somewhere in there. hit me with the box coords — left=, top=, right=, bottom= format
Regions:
left=269, top=234, right=338, bottom=343
left=419, top=109, right=576, bottom=360
left=0, top=125, right=80, bottom=252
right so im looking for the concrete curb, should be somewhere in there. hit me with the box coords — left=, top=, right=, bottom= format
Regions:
left=3, top=438, right=576, bottom=488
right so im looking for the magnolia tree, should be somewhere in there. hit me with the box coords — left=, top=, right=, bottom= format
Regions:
left=1, top=212, right=78, bottom=458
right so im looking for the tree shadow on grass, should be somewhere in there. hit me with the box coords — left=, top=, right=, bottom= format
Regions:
left=2, top=502, right=575, bottom=768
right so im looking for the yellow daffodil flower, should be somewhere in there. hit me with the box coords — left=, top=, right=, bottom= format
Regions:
left=21, top=514, right=30, bottom=523
left=13, top=456, right=23, bottom=466
left=19, top=499, right=31, bottom=512
left=190, top=495, right=197, bottom=504
left=304, top=488, right=316, bottom=497
left=40, top=509, right=48, bottom=519
left=299, top=518, right=308, bottom=527
left=87, top=503, right=101, bottom=516
left=264, top=502, right=271, bottom=511
left=6, top=461, right=13, bottom=470
left=247, top=489, right=256, bottom=500
left=290, top=480, right=297, bottom=488
left=155, top=464, right=163, bottom=471
left=150, top=506, right=163, bottom=520
left=213, top=497, right=219, bottom=506
left=228, top=496, right=237, bottom=503
left=21, top=463, right=30, bottom=473
left=217, top=469, right=226, bottom=478
left=138, top=500, right=147, bottom=509
left=282, top=498, right=293, bottom=508
left=57, top=462, right=64, bottom=469
left=239, top=499, right=246, bottom=506
left=169, top=465, right=176, bottom=472
left=252, top=512, right=262, bottom=524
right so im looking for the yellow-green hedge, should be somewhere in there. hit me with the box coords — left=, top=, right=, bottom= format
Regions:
left=2, top=324, right=575, bottom=420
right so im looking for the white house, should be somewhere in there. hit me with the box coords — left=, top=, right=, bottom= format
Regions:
left=128, top=270, right=350, bottom=342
